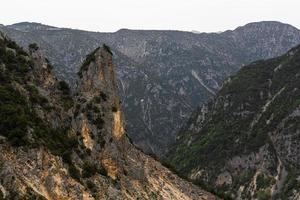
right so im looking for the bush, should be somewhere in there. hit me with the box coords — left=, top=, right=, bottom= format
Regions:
left=58, top=80, right=70, bottom=95
left=279, top=171, right=300, bottom=199
left=0, top=85, right=30, bottom=146
left=256, top=174, right=272, bottom=189
left=93, top=92, right=107, bottom=103
left=62, top=150, right=72, bottom=164
left=257, top=190, right=271, bottom=200
left=93, top=96, right=102, bottom=103
left=25, top=85, right=49, bottom=107
left=86, top=180, right=97, bottom=192
left=57, top=81, right=73, bottom=111
left=82, top=161, right=97, bottom=178
left=61, top=96, right=74, bottom=111
left=94, top=117, right=104, bottom=129
left=69, top=164, right=81, bottom=181
left=28, top=43, right=39, bottom=51
left=100, top=92, right=107, bottom=101
left=98, top=165, right=107, bottom=176
left=0, top=38, right=32, bottom=81
left=112, top=106, right=118, bottom=112
left=74, top=104, right=81, bottom=116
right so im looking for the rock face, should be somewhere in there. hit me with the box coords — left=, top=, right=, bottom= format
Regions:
left=167, top=45, right=300, bottom=199
left=0, top=34, right=215, bottom=199
left=1, top=21, right=300, bottom=156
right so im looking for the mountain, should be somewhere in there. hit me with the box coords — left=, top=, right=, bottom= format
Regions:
left=167, top=45, right=300, bottom=199
left=0, top=33, right=216, bottom=199
left=1, top=21, right=300, bottom=156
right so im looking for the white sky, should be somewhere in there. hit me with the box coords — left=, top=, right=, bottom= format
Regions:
left=1, top=0, right=300, bottom=32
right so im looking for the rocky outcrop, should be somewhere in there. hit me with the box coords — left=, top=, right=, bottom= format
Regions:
left=2, top=21, right=300, bottom=156
left=0, top=35, right=216, bottom=199
left=167, top=45, right=300, bottom=199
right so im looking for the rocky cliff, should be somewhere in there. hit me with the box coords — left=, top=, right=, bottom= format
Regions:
left=1, top=21, right=300, bottom=156
left=167, top=45, right=300, bottom=199
left=0, top=33, right=215, bottom=200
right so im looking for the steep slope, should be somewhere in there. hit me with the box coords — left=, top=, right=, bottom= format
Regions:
left=0, top=34, right=215, bottom=200
left=167, top=45, right=300, bottom=199
left=1, top=21, right=300, bottom=155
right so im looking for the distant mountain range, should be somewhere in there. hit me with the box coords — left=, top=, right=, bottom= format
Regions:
left=1, top=21, right=300, bottom=156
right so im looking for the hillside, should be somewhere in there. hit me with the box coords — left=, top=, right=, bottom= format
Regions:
left=167, top=45, right=300, bottom=199
left=0, top=33, right=215, bottom=200
left=1, top=21, right=300, bottom=155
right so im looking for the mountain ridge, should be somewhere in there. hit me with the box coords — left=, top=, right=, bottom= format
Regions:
left=0, top=33, right=216, bottom=200
left=7, top=21, right=300, bottom=34
left=1, top=21, right=300, bottom=156
left=167, top=44, right=300, bottom=199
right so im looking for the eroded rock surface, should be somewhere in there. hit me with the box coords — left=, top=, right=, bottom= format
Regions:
left=167, top=45, right=300, bottom=199
left=1, top=21, right=300, bottom=155
left=0, top=35, right=215, bottom=200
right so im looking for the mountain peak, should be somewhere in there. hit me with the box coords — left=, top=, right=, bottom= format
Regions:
left=234, top=21, right=299, bottom=32
left=78, top=45, right=117, bottom=95
left=8, top=22, right=58, bottom=31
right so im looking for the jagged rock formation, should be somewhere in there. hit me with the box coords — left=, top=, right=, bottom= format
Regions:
left=167, top=45, right=300, bottom=199
left=1, top=21, right=300, bottom=156
left=0, top=34, right=216, bottom=200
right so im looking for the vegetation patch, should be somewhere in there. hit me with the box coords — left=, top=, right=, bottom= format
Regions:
left=77, top=47, right=100, bottom=78
left=256, top=174, right=273, bottom=190
left=28, top=43, right=39, bottom=51
left=58, top=80, right=71, bottom=95
left=103, top=44, right=113, bottom=55
left=25, top=85, right=50, bottom=108
left=256, top=189, right=271, bottom=200
left=82, top=161, right=107, bottom=178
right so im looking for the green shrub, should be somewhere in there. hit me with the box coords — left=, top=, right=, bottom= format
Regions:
left=100, top=92, right=107, bottom=101
left=82, top=161, right=98, bottom=178
left=98, top=165, right=107, bottom=176
left=0, top=85, right=30, bottom=146
left=257, top=190, right=271, bottom=200
left=233, top=170, right=255, bottom=190
left=112, top=106, right=118, bottom=112
left=69, top=164, right=81, bottom=181
left=279, top=171, right=300, bottom=199
left=93, top=96, right=102, bottom=103
left=74, top=104, right=81, bottom=116
left=0, top=37, right=31, bottom=78
left=62, top=150, right=73, bottom=164
left=58, top=80, right=70, bottom=95
left=94, top=117, right=104, bottom=129
left=86, top=180, right=97, bottom=192
left=256, top=174, right=272, bottom=189
left=25, top=85, right=49, bottom=107
left=92, top=92, right=108, bottom=104
left=28, top=43, right=39, bottom=51
left=61, top=95, right=74, bottom=111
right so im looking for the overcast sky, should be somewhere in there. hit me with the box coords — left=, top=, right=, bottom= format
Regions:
left=1, top=0, right=299, bottom=32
